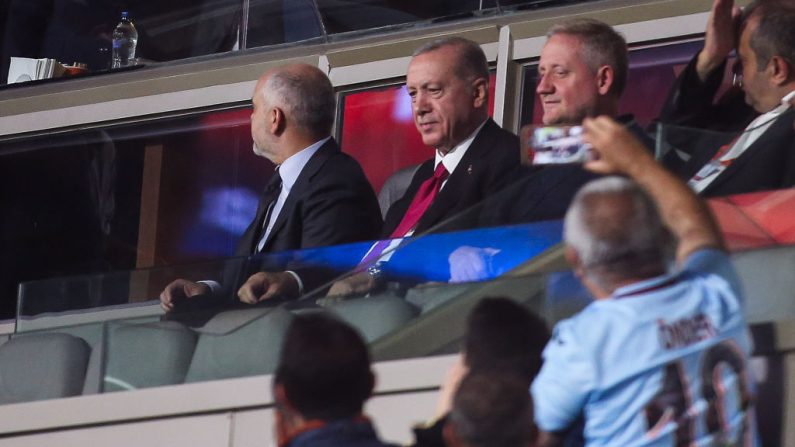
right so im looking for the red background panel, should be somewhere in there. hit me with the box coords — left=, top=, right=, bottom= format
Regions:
left=726, top=189, right=795, bottom=244
left=708, top=197, right=776, bottom=251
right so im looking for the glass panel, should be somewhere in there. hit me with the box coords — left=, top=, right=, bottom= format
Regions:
left=11, top=117, right=795, bottom=397
left=0, top=0, right=600, bottom=87
left=0, top=106, right=263, bottom=320
left=11, top=237, right=795, bottom=400
left=0, top=0, right=325, bottom=86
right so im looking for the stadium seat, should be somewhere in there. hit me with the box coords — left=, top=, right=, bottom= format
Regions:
left=184, top=306, right=294, bottom=383
left=329, top=296, right=419, bottom=342
left=103, top=320, right=198, bottom=392
left=0, top=333, right=90, bottom=404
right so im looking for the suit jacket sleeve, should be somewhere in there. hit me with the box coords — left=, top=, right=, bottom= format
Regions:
left=658, top=53, right=755, bottom=132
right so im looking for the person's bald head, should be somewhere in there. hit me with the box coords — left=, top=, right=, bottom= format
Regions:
left=251, top=64, right=335, bottom=163
left=564, top=176, right=673, bottom=294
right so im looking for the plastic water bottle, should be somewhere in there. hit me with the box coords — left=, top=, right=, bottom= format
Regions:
left=111, top=12, right=138, bottom=68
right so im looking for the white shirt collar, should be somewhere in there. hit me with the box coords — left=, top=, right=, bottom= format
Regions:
left=760, top=89, right=795, bottom=120
left=781, top=90, right=795, bottom=109
left=434, top=120, right=488, bottom=174
left=278, top=137, right=330, bottom=193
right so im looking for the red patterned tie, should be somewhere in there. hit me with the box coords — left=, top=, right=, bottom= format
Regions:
left=389, top=162, right=449, bottom=238
left=358, top=163, right=449, bottom=267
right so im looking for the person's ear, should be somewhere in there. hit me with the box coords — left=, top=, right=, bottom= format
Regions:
left=596, top=65, right=615, bottom=96
left=471, top=77, right=489, bottom=109
left=564, top=246, right=584, bottom=278
left=274, top=383, right=296, bottom=446
left=270, top=107, right=287, bottom=135
left=768, top=56, right=792, bottom=86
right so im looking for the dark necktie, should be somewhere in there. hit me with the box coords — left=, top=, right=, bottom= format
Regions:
left=358, top=163, right=449, bottom=267
left=255, top=171, right=282, bottom=253
left=389, top=163, right=449, bottom=238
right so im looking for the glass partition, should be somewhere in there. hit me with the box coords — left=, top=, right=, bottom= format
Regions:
left=0, top=106, right=262, bottom=320
left=12, top=235, right=795, bottom=403
left=6, top=115, right=795, bottom=323
left=0, top=0, right=588, bottom=87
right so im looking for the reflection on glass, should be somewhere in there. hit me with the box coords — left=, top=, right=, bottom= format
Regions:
left=0, top=0, right=590, bottom=86
left=0, top=107, right=266, bottom=320
left=11, top=163, right=795, bottom=401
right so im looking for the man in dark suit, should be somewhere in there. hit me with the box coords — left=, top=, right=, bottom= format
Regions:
left=480, top=18, right=651, bottom=230
left=160, top=63, right=381, bottom=311
left=659, top=0, right=795, bottom=197
left=447, top=19, right=645, bottom=284
left=327, top=37, right=521, bottom=296
left=380, top=37, right=520, bottom=236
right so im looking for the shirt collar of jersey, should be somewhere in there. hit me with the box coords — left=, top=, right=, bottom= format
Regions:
left=434, top=119, right=487, bottom=173
left=278, top=137, right=330, bottom=194
left=610, top=270, right=679, bottom=299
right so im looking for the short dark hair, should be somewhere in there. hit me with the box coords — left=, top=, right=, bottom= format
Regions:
left=547, top=18, right=629, bottom=97
left=743, top=0, right=795, bottom=71
left=274, top=313, right=374, bottom=421
left=464, top=297, right=550, bottom=382
left=448, top=371, right=536, bottom=447
left=413, top=37, right=489, bottom=82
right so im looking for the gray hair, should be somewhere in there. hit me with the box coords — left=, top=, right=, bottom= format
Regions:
left=564, top=177, right=672, bottom=289
left=263, top=66, right=335, bottom=137
left=412, top=36, right=489, bottom=82
left=743, top=0, right=795, bottom=71
left=547, top=18, right=628, bottom=97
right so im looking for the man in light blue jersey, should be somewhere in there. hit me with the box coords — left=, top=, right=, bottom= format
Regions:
left=532, top=116, right=756, bottom=446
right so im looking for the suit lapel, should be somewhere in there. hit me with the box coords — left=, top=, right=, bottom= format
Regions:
left=703, top=110, right=794, bottom=195
left=382, top=160, right=433, bottom=236
left=260, top=140, right=337, bottom=251
left=414, top=120, right=494, bottom=233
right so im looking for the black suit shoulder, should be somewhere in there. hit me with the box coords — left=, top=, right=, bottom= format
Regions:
left=658, top=54, right=755, bottom=132
left=697, top=110, right=795, bottom=197
left=382, top=119, right=520, bottom=236
left=237, top=139, right=382, bottom=255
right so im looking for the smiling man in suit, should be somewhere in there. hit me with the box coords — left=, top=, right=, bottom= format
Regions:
left=160, top=63, right=381, bottom=311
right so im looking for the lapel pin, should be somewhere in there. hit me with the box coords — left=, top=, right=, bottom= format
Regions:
left=467, top=164, right=473, bottom=175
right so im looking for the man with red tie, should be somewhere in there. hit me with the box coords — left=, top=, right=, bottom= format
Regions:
left=380, top=37, right=520, bottom=237
left=324, top=37, right=521, bottom=296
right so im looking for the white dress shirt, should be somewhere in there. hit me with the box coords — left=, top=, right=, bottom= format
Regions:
left=690, top=90, right=795, bottom=193
left=256, top=137, right=330, bottom=251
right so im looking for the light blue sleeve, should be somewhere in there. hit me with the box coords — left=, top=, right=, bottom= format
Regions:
left=682, top=248, right=742, bottom=295
left=531, top=319, right=595, bottom=432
